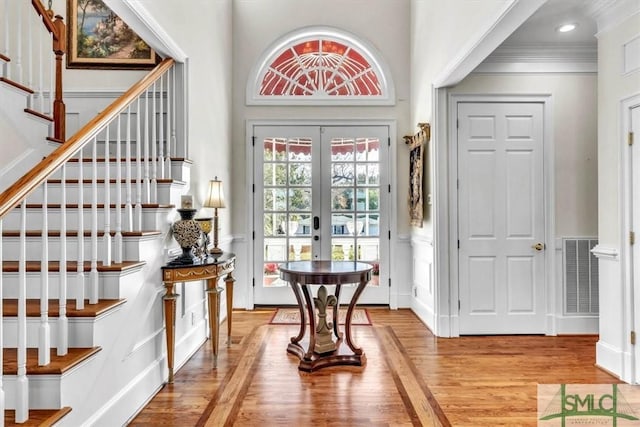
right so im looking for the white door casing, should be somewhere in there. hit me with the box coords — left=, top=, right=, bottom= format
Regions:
left=457, top=101, right=546, bottom=334
left=628, top=102, right=640, bottom=383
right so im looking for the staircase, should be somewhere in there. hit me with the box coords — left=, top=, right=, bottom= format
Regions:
left=0, top=2, right=202, bottom=425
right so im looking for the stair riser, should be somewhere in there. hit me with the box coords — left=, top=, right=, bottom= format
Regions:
left=3, top=317, right=98, bottom=348
left=2, top=269, right=143, bottom=301
left=1, top=233, right=166, bottom=262
left=3, top=355, right=99, bottom=409
left=29, top=181, right=181, bottom=205
left=49, top=159, right=191, bottom=183
left=2, top=206, right=175, bottom=231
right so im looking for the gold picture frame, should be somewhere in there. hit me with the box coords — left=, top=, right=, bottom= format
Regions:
left=67, top=0, right=159, bottom=69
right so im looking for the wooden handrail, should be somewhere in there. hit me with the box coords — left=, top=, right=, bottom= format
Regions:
left=31, top=0, right=59, bottom=41
left=0, top=58, right=175, bottom=219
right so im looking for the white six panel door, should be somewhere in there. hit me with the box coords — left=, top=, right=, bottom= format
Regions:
left=457, top=102, right=546, bottom=334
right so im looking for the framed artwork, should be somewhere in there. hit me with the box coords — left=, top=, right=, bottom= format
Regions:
left=67, top=0, right=159, bottom=69
left=404, top=123, right=430, bottom=227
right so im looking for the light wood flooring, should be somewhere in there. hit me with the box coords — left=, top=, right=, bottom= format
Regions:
left=130, top=308, right=620, bottom=426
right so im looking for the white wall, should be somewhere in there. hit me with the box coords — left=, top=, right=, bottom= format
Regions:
left=595, top=7, right=640, bottom=381
left=232, top=0, right=412, bottom=307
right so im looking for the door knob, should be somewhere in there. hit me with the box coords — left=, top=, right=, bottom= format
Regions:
left=532, top=242, right=544, bottom=251
left=313, top=235, right=319, bottom=241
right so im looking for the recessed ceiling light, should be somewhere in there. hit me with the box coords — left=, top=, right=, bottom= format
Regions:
left=557, top=23, right=577, bottom=33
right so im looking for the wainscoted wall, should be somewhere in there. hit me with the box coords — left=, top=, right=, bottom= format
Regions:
left=410, top=234, right=435, bottom=332
left=394, top=235, right=414, bottom=309
left=592, top=245, right=629, bottom=382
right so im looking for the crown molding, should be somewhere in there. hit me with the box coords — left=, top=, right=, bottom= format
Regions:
left=475, top=42, right=597, bottom=74
left=588, top=0, right=640, bottom=36
left=484, top=43, right=597, bottom=63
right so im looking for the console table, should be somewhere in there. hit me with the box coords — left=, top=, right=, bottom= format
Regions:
left=279, top=260, right=372, bottom=372
left=161, top=252, right=235, bottom=383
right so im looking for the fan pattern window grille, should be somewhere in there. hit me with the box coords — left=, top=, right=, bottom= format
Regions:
left=260, top=39, right=381, bottom=97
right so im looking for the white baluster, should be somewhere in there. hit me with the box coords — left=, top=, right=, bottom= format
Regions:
left=125, top=105, right=133, bottom=232
left=0, top=218, right=5, bottom=426
left=37, top=10, right=44, bottom=113
left=16, top=201, right=28, bottom=423
left=143, top=90, right=151, bottom=204
left=15, top=0, right=23, bottom=84
left=90, top=137, right=99, bottom=304
left=27, top=6, right=33, bottom=109
left=151, top=82, right=158, bottom=203
left=171, top=66, right=177, bottom=159
left=2, top=0, right=9, bottom=78
left=58, top=164, right=68, bottom=356
left=76, top=152, right=85, bottom=310
left=158, top=75, right=165, bottom=180
left=115, top=116, right=123, bottom=264
left=39, top=182, right=50, bottom=366
left=103, top=126, right=112, bottom=266
left=49, top=37, right=54, bottom=129
left=165, top=69, right=172, bottom=179
left=135, top=98, right=142, bottom=230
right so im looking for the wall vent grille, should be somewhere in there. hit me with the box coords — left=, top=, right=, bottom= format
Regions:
left=563, top=238, right=599, bottom=315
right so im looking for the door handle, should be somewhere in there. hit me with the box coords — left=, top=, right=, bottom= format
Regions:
left=313, top=216, right=320, bottom=230
left=532, top=242, right=545, bottom=251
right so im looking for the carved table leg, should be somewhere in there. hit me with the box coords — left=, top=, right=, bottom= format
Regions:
left=206, top=277, right=223, bottom=368
left=289, top=281, right=306, bottom=345
left=333, top=284, right=342, bottom=339
left=344, top=278, right=368, bottom=356
left=163, top=282, right=179, bottom=383
left=301, top=284, right=316, bottom=361
left=225, top=272, right=235, bottom=347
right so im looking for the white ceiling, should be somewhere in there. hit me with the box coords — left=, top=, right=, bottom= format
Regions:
left=502, top=0, right=598, bottom=46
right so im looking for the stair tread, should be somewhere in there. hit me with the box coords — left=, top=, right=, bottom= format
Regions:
left=3, top=347, right=101, bottom=375
left=0, top=53, right=9, bottom=62
left=4, top=407, right=72, bottom=427
left=2, top=260, right=145, bottom=272
left=2, top=229, right=161, bottom=237
left=23, top=202, right=174, bottom=208
left=0, top=76, right=34, bottom=94
left=68, top=157, right=192, bottom=163
left=46, top=178, right=185, bottom=184
left=3, top=298, right=126, bottom=317
left=24, top=108, right=53, bottom=122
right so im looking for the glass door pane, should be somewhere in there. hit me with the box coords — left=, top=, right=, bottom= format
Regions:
left=321, top=126, right=389, bottom=304
left=254, top=126, right=320, bottom=304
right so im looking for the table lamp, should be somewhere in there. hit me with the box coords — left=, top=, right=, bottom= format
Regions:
left=204, top=177, right=226, bottom=255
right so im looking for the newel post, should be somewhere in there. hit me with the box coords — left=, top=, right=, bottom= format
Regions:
left=52, top=14, right=66, bottom=142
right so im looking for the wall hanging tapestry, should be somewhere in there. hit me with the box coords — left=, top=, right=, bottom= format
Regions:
left=404, top=123, right=430, bottom=227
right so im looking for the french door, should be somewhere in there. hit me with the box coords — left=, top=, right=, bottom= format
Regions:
left=253, top=125, right=390, bottom=305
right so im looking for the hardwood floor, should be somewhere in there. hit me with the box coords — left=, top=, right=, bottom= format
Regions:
left=129, top=308, right=620, bottom=426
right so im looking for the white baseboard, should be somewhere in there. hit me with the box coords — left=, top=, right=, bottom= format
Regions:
left=596, top=339, right=623, bottom=379
left=411, top=297, right=437, bottom=335
left=555, top=315, right=599, bottom=334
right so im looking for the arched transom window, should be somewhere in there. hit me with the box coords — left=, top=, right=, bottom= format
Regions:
left=247, top=26, right=395, bottom=105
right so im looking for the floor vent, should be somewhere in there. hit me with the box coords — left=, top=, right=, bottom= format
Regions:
left=563, top=238, right=599, bottom=315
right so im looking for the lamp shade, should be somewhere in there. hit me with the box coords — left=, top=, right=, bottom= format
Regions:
left=204, top=177, right=226, bottom=209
